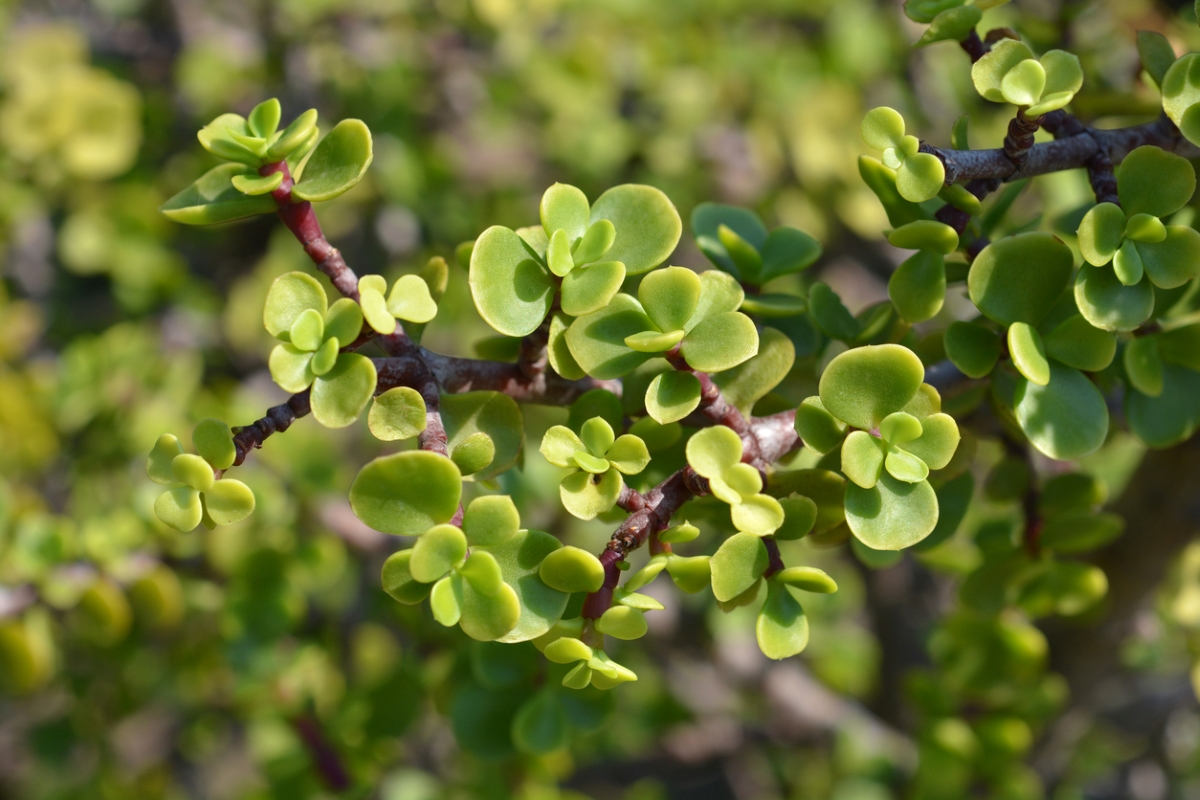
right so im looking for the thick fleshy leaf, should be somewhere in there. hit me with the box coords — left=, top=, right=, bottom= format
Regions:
left=540, top=426, right=587, bottom=468
left=625, top=329, right=684, bottom=353
left=818, top=343, right=925, bottom=430
left=712, top=327, right=795, bottom=416
left=889, top=250, right=946, bottom=323
left=904, top=0, right=964, bottom=24
left=197, top=113, right=257, bottom=163
left=1124, top=336, right=1164, bottom=397
left=323, top=298, right=363, bottom=347
left=154, top=487, right=202, bottom=531
left=459, top=580, right=522, bottom=642
left=1138, top=30, right=1177, bottom=89
left=231, top=171, right=283, bottom=196
left=1117, top=145, right=1196, bottom=219
left=473, top=529, right=570, bottom=643
left=172, top=453, right=213, bottom=492
left=469, top=226, right=555, bottom=338
left=776, top=566, right=837, bottom=594
left=548, top=312, right=585, bottom=380
left=692, top=203, right=768, bottom=277
left=292, top=119, right=373, bottom=202
left=387, top=274, right=438, bottom=323
left=685, top=425, right=742, bottom=479
left=147, top=434, right=184, bottom=484
left=775, top=495, right=818, bottom=541
left=580, top=417, right=615, bottom=458
left=679, top=312, right=759, bottom=373
left=1008, top=322, right=1051, bottom=386
left=1043, top=315, right=1117, bottom=371
left=574, top=220, right=617, bottom=265
left=1074, top=266, right=1155, bottom=332
left=559, top=469, right=622, bottom=520
left=756, top=580, right=809, bottom=659
left=1077, top=203, right=1126, bottom=266
left=969, top=232, right=1074, bottom=326
left=308, top=338, right=339, bottom=377
left=560, top=261, right=626, bottom=317
left=760, top=227, right=821, bottom=282
left=880, top=412, right=922, bottom=445
left=1114, top=239, right=1144, bottom=286
left=792, top=397, right=847, bottom=455
left=596, top=606, right=648, bottom=640
left=731, top=494, right=785, bottom=536
left=540, top=183, right=590, bottom=242
left=944, top=321, right=1000, bottom=379
left=1000, top=58, right=1046, bottom=106
left=1014, top=362, right=1110, bottom=460
left=710, top=532, right=769, bottom=602
left=1162, top=54, right=1200, bottom=146
left=263, top=271, right=327, bottom=339
left=859, top=156, right=925, bottom=229
left=606, top=435, right=651, bottom=476
left=896, top=153, right=946, bottom=204
left=660, top=521, right=700, bottom=544
left=639, top=267, right=701, bottom=334
left=902, top=413, right=960, bottom=470
left=441, top=391, right=524, bottom=481
left=644, top=371, right=701, bottom=424
left=861, top=107, right=906, bottom=151
left=1125, top=213, right=1167, bottom=244
left=368, top=387, right=427, bottom=441
left=841, top=431, right=885, bottom=489
left=462, top=495, right=521, bottom=547
left=311, top=353, right=377, bottom=428
left=718, top=225, right=764, bottom=283
left=381, top=550, right=432, bottom=605
left=162, top=163, right=278, bottom=225
left=844, top=473, right=939, bottom=551
left=916, top=5, right=983, bottom=47
left=451, top=433, right=496, bottom=476
left=289, top=307, right=325, bottom=351
left=539, top=547, right=605, bottom=594
left=739, top=293, right=806, bottom=317
left=1126, top=362, right=1200, bottom=447
left=808, top=282, right=860, bottom=341
left=688, top=270, right=746, bottom=332
left=268, top=344, right=314, bottom=393
left=666, top=555, right=711, bottom=594
left=350, top=451, right=462, bottom=536
left=1136, top=226, right=1200, bottom=289
left=410, top=524, right=468, bottom=583
left=459, top=550, right=504, bottom=597
left=565, top=293, right=655, bottom=379
left=1160, top=323, right=1200, bottom=370
left=885, top=448, right=929, bottom=483
left=972, top=39, right=1036, bottom=103
left=430, top=575, right=462, bottom=626
left=888, top=220, right=959, bottom=255
left=266, top=108, right=318, bottom=161
left=589, top=184, right=681, bottom=275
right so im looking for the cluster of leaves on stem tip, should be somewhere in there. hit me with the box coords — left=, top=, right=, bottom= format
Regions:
left=146, top=419, right=254, bottom=531
left=264, top=272, right=378, bottom=428
left=540, top=417, right=650, bottom=520
left=161, top=98, right=373, bottom=225
left=903, top=0, right=1010, bottom=47
left=971, top=39, right=1084, bottom=115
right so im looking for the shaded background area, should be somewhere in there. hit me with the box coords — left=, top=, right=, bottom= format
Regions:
left=2, top=0, right=1200, bottom=799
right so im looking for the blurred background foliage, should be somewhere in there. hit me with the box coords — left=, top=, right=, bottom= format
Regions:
left=5, top=0, right=1200, bottom=798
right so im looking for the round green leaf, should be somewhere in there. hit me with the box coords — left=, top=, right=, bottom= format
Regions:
left=605, top=435, right=650, bottom=476
left=915, top=5, right=983, bottom=47
left=147, top=433, right=184, bottom=485
left=462, top=495, right=521, bottom=547
left=775, top=495, right=818, bottom=541
left=756, top=580, right=809, bottom=660
left=818, top=343, right=925, bottom=430
left=451, top=433, right=496, bottom=476
left=666, top=555, right=712, bottom=594
left=595, top=606, right=648, bottom=641
left=1114, top=239, right=1145, bottom=286
left=879, top=411, right=922, bottom=445
left=268, top=344, right=313, bottom=392
left=1014, top=362, right=1109, bottom=460
left=266, top=108, right=318, bottom=161
left=387, top=274, right=439, bottom=323
left=972, top=39, right=1036, bottom=103
left=540, top=425, right=586, bottom=468
left=904, top=0, right=963, bottom=24
left=888, top=220, right=959, bottom=255
left=625, top=329, right=685, bottom=353
left=841, top=431, right=885, bottom=489
left=710, top=532, right=769, bottom=602
left=368, top=387, right=427, bottom=441
left=689, top=270, right=746, bottom=330
left=292, top=119, right=374, bottom=202
left=861, top=107, right=906, bottom=151
left=885, top=448, right=929, bottom=484
left=896, top=153, right=946, bottom=204
left=739, top=293, right=806, bottom=317
left=559, top=469, right=622, bottom=520
left=776, top=566, right=837, bottom=594
left=441, top=391, right=524, bottom=481
left=1117, top=145, right=1196, bottom=219
left=589, top=184, right=682, bottom=275
left=1043, top=314, right=1116, bottom=371
left=430, top=575, right=463, bottom=626
left=717, top=225, right=764, bottom=283
left=660, top=521, right=700, bottom=544
left=680, top=311, right=759, bottom=373
left=1163, top=53, right=1200, bottom=146
left=1074, top=265, right=1155, bottom=332
left=539, top=546, right=605, bottom=594
left=544, top=637, right=593, bottom=664
left=692, top=203, right=768, bottom=277
left=1126, top=362, right=1200, bottom=447
left=381, top=550, right=431, bottom=605
left=309, top=337, right=339, bottom=377
left=171, top=453, right=213, bottom=492
left=459, top=580, right=522, bottom=641
left=154, top=487, right=202, bottom=532
left=760, top=227, right=821, bottom=282
left=1124, top=336, right=1164, bottom=397
left=1136, top=226, right=1200, bottom=289
left=1008, top=322, right=1050, bottom=386
left=350, top=451, right=462, bottom=536
left=161, top=163, right=278, bottom=225
left=1077, top=203, right=1126, bottom=267
left=560, top=261, right=626, bottom=317
left=1126, top=213, right=1167, bottom=244
left=469, top=225, right=555, bottom=338
left=192, top=419, right=236, bottom=471
left=1033, top=49, right=1084, bottom=114
left=844, top=472, right=938, bottom=551
left=231, top=171, right=283, bottom=196
left=889, top=250, right=946, bottom=323
left=969, top=232, right=1074, bottom=326
left=944, top=320, right=1000, bottom=379
left=902, top=413, right=960, bottom=471
left=574, top=220, right=617, bottom=265
left=645, top=371, right=701, bottom=424
left=564, top=293, right=655, bottom=379
left=548, top=311, right=585, bottom=380
left=311, top=353, right=376, bottom=428
left=639, top=266, right=701, bottom=334
left=793, top=397, right=847, bottom=454
left=1000, top=58, right=1046, bottom=106
left=473, top=529, right=570, bottom=643
left=540, top=182, right=590, bottom=243
left=411, top=524, right=468, bottom=583
left=731, top=494, right=785, bottom=536
left=712, top=327, right=795, bottom=415
left=685, top=425, right=742, bottom=479
left=322, top=297, right=363, bottom=347
left=579, top=416, right=614, bottom=458
left=263, top=271, right=327, bottom=338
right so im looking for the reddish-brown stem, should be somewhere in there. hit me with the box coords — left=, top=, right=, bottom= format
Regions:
left=232, top=391, right=311, bottom=466
left=518, top=317, right=551, bottom=379
left=763, top=536, right=785, bottom=579
left=1002, top=109, right=1045, bottom=173
left=959, top=30, right=989, bottom=63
